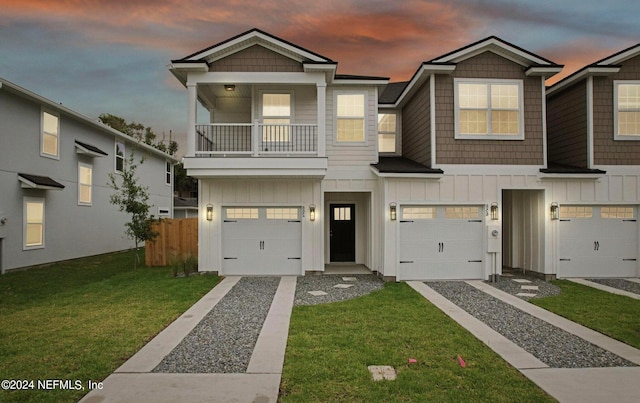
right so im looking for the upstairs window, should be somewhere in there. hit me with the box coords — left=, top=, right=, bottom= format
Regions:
left=615, top=81, right=640, bottom=139
left=378, top=113, right=396, bottom=153
left=165, top=161, right=171, bottom=186
left=41, top=111, right=59, bottom=158
left=115, top=141, right=125, bottom=173
left=336, top=93, right=365, bottom=143
left=455, top=79, right=523, bottom=140
left=262, top=93, right=291, bottom=142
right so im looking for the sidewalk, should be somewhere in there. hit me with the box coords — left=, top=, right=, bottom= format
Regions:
left=80, top=276, right=297, bottom=403
left=408, top=280, right=640, bottom=403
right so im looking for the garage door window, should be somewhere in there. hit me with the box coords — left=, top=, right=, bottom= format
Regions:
left=600, top=207, right=634, bottom=219
left=402, top=207, right=435, bottom=220
left=445, top=207, right=480, bottom=219
left=266, top=208, right=299, bottom=220
left=226, top=208, right=259, bottom=219
left=560, top=206, right=592, bottom=218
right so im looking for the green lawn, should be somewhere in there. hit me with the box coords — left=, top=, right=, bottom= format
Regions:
left=280, top=282, right=555, bottom=402
left=531, top=280, right=640, bottom=349
left=0, top=250, right=219, bottom=403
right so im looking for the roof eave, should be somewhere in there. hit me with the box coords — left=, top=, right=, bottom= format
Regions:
left=547, top=66, right=621, bottom=96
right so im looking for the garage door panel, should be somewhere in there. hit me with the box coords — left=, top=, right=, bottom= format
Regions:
left=559, top=206, right=637, bottom=278
left=222, top=207, right=301, bottom=276
left=399, top=206, right=484, bottom=281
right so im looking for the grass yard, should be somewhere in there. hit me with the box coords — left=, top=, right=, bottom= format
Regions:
left=0, top=250, right=219, bottom=403
left=280, top=282, right=555, bottom=402
left=531, top=280, right=640, bottom=349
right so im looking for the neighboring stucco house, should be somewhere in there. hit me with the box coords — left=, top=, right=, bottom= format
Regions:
left=171, top=29, right=640, bottom=280
left=546, top=43, right=640, bottom=278
left=0, top=78, right=178, bottom=273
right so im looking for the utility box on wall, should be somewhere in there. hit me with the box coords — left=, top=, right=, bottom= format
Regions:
left=487, top=225, right=501, bottom=253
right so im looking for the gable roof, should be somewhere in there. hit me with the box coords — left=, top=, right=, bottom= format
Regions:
left=547, top=42, right=640, bottom=96
left=383, top=36, right=561, bottom=107
left=0, top=78, right=178, bottom=163
left=173, top=28, right=333, bottom=64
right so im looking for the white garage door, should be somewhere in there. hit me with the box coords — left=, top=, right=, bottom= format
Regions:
left=222, top=207, right=302, bottom=275
left=398, top=206, right=484, bottom=280
left=558, top=206, right=638, bottom=278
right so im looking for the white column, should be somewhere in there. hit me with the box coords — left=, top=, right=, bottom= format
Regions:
left=316, top=83, right=326, bottom=157
left=187, top=83, right=197, bottom=157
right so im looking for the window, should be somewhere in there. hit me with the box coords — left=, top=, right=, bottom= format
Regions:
left=226, top=208, right=259, bottom=219
left=445, top=206, right=480, bottom=219
left=378, top=113, right=396, bottom=153
left=402, top=207, right=435, bottom=220
left=455, top=79, right=523, bottom=139
left=560, top=206, right=593, bottom=219
left=266, top=208, right=299, bottom=220
left=333, top=207, right=352, bottom=221
left=336, top=93, right=365, bottom=142
left=24, top=198, right=45, bottom=249
left=41, top=111, right=59, bottom=158
left=600, top=206, right=634, bottom=219
left=262, top=93, right=291, bottom=142
left=615, top=82, right=640, bottom=139
left=78, top=163, right=92, bottom=205
left=165, top=161, right=171, bottom=186
left=158, top=208, right=170, bottom=217
left=115, top=141, right=125, bottom=173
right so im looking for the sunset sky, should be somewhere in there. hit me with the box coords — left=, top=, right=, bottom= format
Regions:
left=1, top=0, right=638, bottom=152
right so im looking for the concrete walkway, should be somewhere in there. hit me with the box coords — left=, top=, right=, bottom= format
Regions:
left=80, top=276, right=297, bottom=403
left=409, top=280, right=640, bottom=403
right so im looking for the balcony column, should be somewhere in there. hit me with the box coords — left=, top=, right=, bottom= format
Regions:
left=316, top=82, right=326, bottom=157
left=187, top=83, right=197, bottom=157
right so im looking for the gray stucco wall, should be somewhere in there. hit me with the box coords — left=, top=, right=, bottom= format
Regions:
left=0, top=87, right=173, bottom=272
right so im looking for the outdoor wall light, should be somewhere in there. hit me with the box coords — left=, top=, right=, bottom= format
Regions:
left=206, top=204, right=213, bottom=221
left=490, top=202, right=499, bottom=220
left=309, top=204, right=316, bottom=221
left=224, top=84, right=236, bottom=92
left=389, top=202, right=397, bottom=221
left=550, top=202, right=559, bottom=220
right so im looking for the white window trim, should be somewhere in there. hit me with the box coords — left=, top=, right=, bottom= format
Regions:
left=23, top=197, right=45, bottom=250
left=78, top=162, right=93, bottom=206
left=613, top=80, right=640, bottom=140
left=454, top=78, right=525, bottom=140
left=165, top=161, right=172, bottom=186
left=334, top=91, right=368, bottom=145
left=378, top=111, right=399, bottom=154
left=260, top=90, right=294, bottom=143
left=41, top=109, right=60, bottom=160
left=115, top=141, right=125, bottom=173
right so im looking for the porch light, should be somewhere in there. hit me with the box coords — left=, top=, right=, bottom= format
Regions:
left=389, top=202, right=397, bottom=221
left=224, top=84, right=235, bottom=92
left=309, top=204, right=316, bottom=221
left=550, top=202, right=559, bottom=220
left=206, top=204, right=213, bottom=221
left=490, top=202, right=499, bottom=220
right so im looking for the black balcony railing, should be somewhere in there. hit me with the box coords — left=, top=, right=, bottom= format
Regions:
left=196, top=123, right=317, bottom=155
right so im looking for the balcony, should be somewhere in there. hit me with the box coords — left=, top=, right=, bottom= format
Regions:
left=195, top=122, right=318, bottom=157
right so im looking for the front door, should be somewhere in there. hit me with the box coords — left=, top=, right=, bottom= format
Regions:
left=330, top=204, right=356, bottom=262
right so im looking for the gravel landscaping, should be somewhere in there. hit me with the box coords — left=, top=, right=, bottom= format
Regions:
left=488, top=275, right=561, bottom=300
left=427, top=281, right=636, bottom=368
left=153, top=276, right=280, bottom=373
left=587, top=278, right=640, bottom=295
left=294, top=274, right=384, bottom=306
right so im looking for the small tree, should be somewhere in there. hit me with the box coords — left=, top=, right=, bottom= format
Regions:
left=108, top=149, right=160, bottom=268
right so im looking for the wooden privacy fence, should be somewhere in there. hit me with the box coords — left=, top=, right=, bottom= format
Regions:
left=145, top=218, right=198, bottom=266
